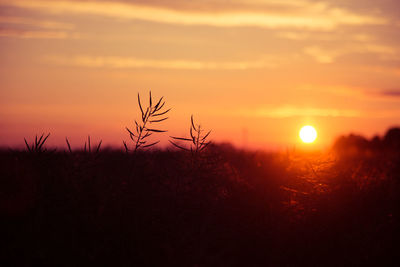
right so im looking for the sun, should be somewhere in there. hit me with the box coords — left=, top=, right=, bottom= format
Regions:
left=299, top=125, right=317, bottom=143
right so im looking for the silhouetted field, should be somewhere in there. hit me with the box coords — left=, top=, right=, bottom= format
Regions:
left=1, top=128, right=400, bottom=266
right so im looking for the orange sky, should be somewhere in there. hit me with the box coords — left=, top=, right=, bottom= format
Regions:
left=1, top=0, right=400, bottom=150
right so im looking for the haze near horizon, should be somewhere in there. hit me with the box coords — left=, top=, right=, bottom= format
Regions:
left=1, top=0, right=399, bottom=150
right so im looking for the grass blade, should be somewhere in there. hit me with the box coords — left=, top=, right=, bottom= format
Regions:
left=38, top=133, right=50, bottom=151
left=126, top=127, right=135, bottom=137
left=142, top=108, right=149, bottom=122
left=135, top=120, right=139, bottom=133
left=96, top=140, right=102, bottom=153
left=191, top=115, right=197, bottom=131
left=66, top=137, right=72, bottom=153
left=138, top=93, right=144, bottom=117
left=146, top=128, right=167, bottom=132
left=155, top=101, right=165, bottom=112
left=200, top=141, right=211, bottom=151
left=154, top=96, right=164, bottom=110
left=169, top=140, right=189, bottom=151
left=123, top=141, right=129, bottom=153
left=171, top=136, right=192, bottom=141
left=142, top=140, right=159, bottom=148
left=153, top=108, right=170, bottom=117
left=149, top=91, right=152, bottom=107
left=202, top=130, right=211, bottom=141
left=24, top=138, right=31, bottom=152
left=150, top=117, right=168, bottom=123
left=142, top=132, right=153, bottom=139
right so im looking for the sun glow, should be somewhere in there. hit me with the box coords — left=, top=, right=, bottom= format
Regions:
left=299, top=125, right=317, bottom=143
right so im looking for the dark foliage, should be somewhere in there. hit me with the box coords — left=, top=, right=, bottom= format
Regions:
left=1, top=129, right=400, bottom=266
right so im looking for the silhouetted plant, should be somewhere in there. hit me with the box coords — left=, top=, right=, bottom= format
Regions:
left=24, top=133, right=50, bottom=153
left=84, top=135, right=102, bottom=154
left=65, top=136, right=102, bottom=154
left=124, top=91, right=170, bottom=153
left=65, top=137, right=72, bottom=153
left=170, top=115, right=211, bottom=156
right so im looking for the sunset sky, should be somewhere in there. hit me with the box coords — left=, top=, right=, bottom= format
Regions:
left=1, top=0, right=399, bottom=150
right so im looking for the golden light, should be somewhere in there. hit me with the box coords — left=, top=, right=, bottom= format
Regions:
left=299, top=125, right=317, bottom=143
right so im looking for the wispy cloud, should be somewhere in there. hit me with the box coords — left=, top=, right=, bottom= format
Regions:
left=0, top=29, right=79, bottom=39
left=0, top=16, right=75, bottom=30
left=379, top=90, right=400, bottom=97
left=242, top=105, right=400, bottom=119
left=304, top=46, right=338, bottom=63
left=43, top=54, right=277, bottom=70
left=247, top=106, right=362, bottom=118
left=304, top=43, right=398, bottom=63
left=297, top=84, right=400, bottom=102
left=0, top=15, right=79, bottom=39
left=0, top=0, right=387, bottom=30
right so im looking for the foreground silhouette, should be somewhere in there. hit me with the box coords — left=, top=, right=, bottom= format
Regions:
left=1, top=128, right=399, bottom=266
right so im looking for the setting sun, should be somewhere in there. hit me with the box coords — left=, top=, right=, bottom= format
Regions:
left=299, top=125, right=317, bottom=143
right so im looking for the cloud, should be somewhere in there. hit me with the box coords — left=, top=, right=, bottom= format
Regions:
left=379, top=90, right=400, bottom=97
left=43, top=55, right=277, bottom=70
left=249, top=106, right=361, bottom=118
left=304, top=43, right=398, bottom=63
left=304, top=46, right=338, bottom=63
left=297, top=84, right=400, bottom=103
left=276, top=31, right=311, bottom=40
left=0, top=15, right=79, bottom=39
left=0, top=16, right=75, bottom=30
left=0, top=0, right=387, bottom=30
left=98, top=0, right=321, bottom=13
left=0, top=29, right=79, bottom=39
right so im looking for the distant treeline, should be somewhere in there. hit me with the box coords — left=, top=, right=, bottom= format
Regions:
left=333, top=127, right=400, bottom=155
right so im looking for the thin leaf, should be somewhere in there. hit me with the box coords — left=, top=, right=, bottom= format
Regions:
left=146, top=128, right=167, bottom=133
left=149, top=91, right=152, bottom=107
left=126, top=127, right=136, bottom=138
left=88, top=135, right=91, bottom=153
left=123, top=141, right=129, bottom=153
left=37, top=133, right=45, bottom=147
left=154, top=96, right=164, bottom=110
left=142, top=140, right=160, bottom=148
left=142, top=108, right=149, bottom=122
left=38, top=133, right=50, bottom=150
left=191, top=115, right=197, bottom=131
left=200, top=141, right=211, bottom=151
left=138, top=93, right=144, bottom=117
left=155, top=101, right=165, bottom=112
left=201, top=130, right=211, bottom=141
left=150, top=117, right=168, bottom=123
left=190, top=127, right=196, bottom=144
left=142, top=132, right=153, bottom=139
left=96, top=140, right=102, bottom=153
left=135, top=121, right=139, bottom=133
left=153, top=108, right=170, bottom=117
left=171, top=136, right=192, bottom=141
left=169, top=140, right=189, bottom=151
left=24, top=138, right=31, bottom=152
left=66, top=137, right=72, bottom=153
